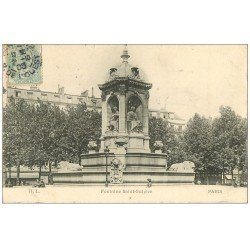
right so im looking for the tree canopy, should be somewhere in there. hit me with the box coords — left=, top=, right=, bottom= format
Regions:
left=149, top=116, right=186, bottom=167
left=3, top=99, right=101, bottom=177
left=183, top=106, right=247, bottom=178
left=3, top=98, right=247, bottom=184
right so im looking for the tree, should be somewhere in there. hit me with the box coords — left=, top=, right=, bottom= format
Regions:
left=149, top=116, right=186, bottom=167
left=65, top=103, right=102, bottom=165
left=183, top=107, right=247, bottom=185
left=3, top=98, right=102, bottom=182
left=27, top=101, right=69, bottom=178
left=3, top=98, right=34, bottom=184
left=3, top=98, right=69, bottom=182
left=183, top=113, right=214, bottom=183
left=212, top=106, right=247, bottom=184
left=3, top=96, right=247, bottom=187
left=167, top=134, right=187, bottom=167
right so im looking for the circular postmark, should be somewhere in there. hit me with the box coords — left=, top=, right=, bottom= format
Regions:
left=6, top=45, right=42, bottom=85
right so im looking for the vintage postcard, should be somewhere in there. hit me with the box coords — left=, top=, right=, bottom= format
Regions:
left=2, top=44, right=247, bottom=203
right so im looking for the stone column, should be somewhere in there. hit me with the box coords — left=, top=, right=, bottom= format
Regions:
left=143, top=91, right=150, bottom=152
left=100, top=92, right=107, bottom=151
left=143, top=91, right=149, bottom=135
left=119, top=85, right=126, bottom=134
left=101, top=92, right=107, bottom=135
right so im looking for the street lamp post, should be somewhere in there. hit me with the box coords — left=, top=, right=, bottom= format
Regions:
left=104, top=145, right=110, bottom=187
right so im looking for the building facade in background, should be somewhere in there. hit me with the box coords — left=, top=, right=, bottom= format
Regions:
left=6, top=85, right=186, bottom=134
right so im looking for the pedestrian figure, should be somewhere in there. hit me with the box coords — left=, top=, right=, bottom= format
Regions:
left=147, top=178, right=152, bottom=188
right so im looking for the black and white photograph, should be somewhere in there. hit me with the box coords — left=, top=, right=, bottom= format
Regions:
left=1, top=1, right=250, bottom=250
left=2, top=44, right=247, bottom=203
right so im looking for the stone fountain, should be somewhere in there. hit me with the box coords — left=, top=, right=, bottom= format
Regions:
left=79, top=47, right=194, bottom=184
left=52, top=47, right=195, bottom=184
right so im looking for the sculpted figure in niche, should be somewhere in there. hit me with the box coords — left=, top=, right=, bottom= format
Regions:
left=108, top=106, right=119, bottom=132
left=127, top=106, right=142, bottom=132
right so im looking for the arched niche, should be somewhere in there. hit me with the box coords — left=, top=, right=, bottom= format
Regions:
left=127, top=95, right=143, bottom=133
left=107, top=95, right=119, bottom=131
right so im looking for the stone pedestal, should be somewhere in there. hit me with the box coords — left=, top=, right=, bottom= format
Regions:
left=113, top=145, right=127, bottom=166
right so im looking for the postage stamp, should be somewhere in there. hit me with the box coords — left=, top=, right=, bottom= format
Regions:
left=3, top=44, right=42, bottom=85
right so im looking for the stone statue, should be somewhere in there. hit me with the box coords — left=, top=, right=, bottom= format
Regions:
left=108, top=106, right=119, bottom=131
left=168, top=161, right=195, bottom=173
left=127, top=106, right=141, bottom=132
left=109, top=68, right=117, bottom=80
left=131, top=67, right=140, bottom=79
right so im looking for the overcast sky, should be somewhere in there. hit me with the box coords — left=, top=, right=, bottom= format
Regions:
left=34, top=45, right=247, bottom=120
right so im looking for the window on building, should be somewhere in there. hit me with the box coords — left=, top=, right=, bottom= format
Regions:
left=15, top=91, right=21, bottom=97
left=178, top=125, right=182, bottom=132
left=67, top=97, right=72, bottom=103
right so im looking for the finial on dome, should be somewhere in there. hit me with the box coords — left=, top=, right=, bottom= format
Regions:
left=121, top=44, right=130, bottom=62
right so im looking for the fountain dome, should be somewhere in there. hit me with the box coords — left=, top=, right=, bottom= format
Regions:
left=106, top=47, right=148, bottom=82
